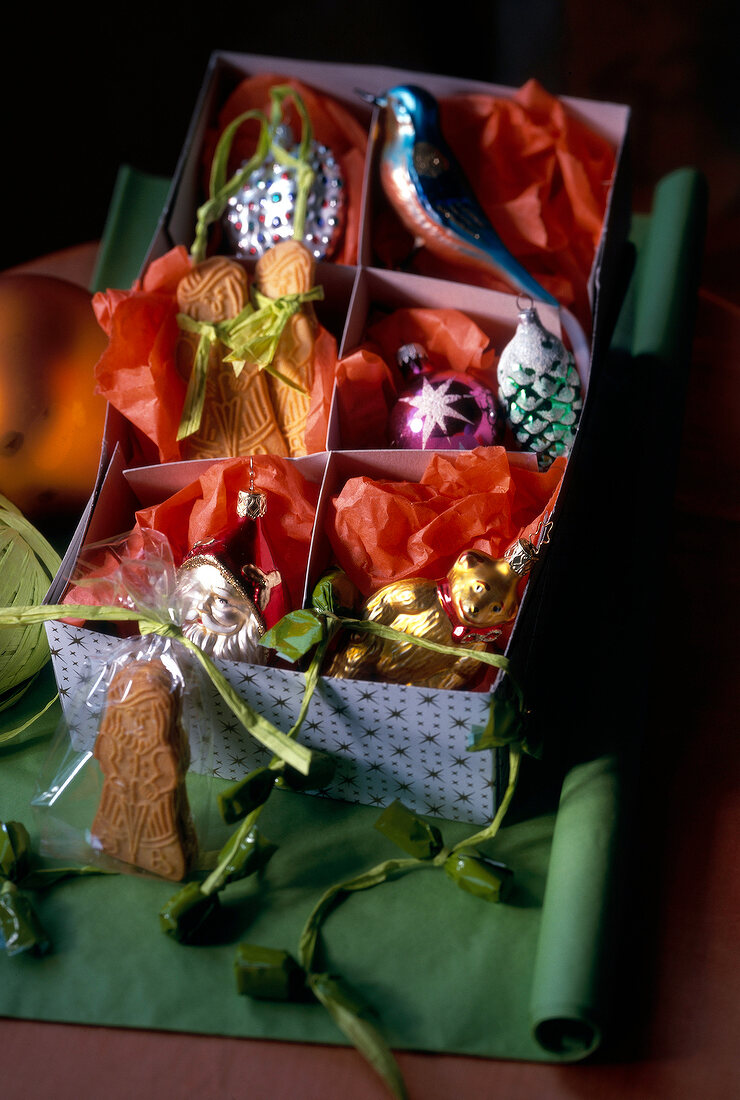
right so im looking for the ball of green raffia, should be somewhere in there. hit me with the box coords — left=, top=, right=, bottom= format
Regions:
left=0, top=494, right=61, bottom=711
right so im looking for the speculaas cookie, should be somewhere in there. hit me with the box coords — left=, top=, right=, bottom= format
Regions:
left=90, top=659, right=197, bottom=881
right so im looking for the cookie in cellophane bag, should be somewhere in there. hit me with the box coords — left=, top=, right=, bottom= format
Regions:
left=32, top=631, right=222, bottom=883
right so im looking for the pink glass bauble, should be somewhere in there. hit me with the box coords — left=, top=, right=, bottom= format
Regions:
left=388, top=344, right=501, bottom=450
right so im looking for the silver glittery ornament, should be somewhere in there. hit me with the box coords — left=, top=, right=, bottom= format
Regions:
left=223, top=125, right=346, bottom=261
left=496, top=300, right=583, bottom=468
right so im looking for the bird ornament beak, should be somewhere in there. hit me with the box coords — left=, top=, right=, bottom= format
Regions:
left=356, top=89, right=387, bottom=108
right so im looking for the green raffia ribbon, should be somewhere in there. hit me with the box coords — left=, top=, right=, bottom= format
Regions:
left=264, top=609, right=514, bottom=676
left=264, top=84, right=315, bottom=242
left=0, top=880, right=51, bottom=957
left=293, top=743, right=522, bottom=1097
left=468, top=667, right=533, bottom=755
left=178, top=84, right=322, bottom=442
left=0, top=595, right=315, bottom=944
left=232, top=747, right=522, bottom=1098
left=234, top=943, right=308, bottom=1001
left=0, top=494, right=62, bottom=740
left=263, top=601, right=524, bottom=755
left=307, top=972, right=410, bottom=1100
left=255, top=580, right=527, bottom=1097
left=0, top=603, right=313, bottom=777
left=190, top=108, right=272, bottom=266
left=161, top=632, right=336, bottom=943
left=223, top=285, right=324, bottom=376
left=190, top=84, right=316, bottom=265
left=1, top=821, right=54, bottom=957
left=175, top=282, right=323, bottom=441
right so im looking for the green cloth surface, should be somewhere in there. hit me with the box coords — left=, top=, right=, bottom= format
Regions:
left=0, top=678, right=618, bottom=1062
left=0, top=165, right=707, bottom=1063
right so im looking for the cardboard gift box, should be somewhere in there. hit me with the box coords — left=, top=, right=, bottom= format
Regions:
left=45, top=440, right=558, bottom=826
left=45, top=52, right=631, bottom=827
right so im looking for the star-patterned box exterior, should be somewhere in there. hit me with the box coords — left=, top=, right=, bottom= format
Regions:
left=46, top=619, right=501, bottom=825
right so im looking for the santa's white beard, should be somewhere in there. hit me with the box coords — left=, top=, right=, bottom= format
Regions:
left=182, top=618, right=266, bottom=664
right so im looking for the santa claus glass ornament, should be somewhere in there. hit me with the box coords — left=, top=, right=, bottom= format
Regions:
left=174, top=480, right=285, bottom=663
left=388, top=343, right=501, bottom=450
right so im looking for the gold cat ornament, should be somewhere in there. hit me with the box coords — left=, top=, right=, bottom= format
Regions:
left=326, top=538, right=539, bottom=690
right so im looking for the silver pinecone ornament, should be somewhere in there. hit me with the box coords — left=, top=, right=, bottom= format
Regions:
left=223, top=125, right=346, bottom=261
left=497, top=301, right=583, bottom=469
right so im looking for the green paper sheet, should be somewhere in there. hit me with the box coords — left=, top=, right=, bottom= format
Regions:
left=0, top=695, right=619, bottom=1063
left=89, top=165, right=171, bottom=294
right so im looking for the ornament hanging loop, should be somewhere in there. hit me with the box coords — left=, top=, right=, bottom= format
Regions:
left=266, top=85, right=316, bottom=243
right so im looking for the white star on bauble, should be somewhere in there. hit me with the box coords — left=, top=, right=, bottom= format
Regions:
left=400, top=376, right=473, bottom=447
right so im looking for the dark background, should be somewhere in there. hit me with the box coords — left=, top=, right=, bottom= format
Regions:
left=3, top=1, right=738, bottom=303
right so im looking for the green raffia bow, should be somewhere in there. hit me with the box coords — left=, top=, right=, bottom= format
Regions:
left=176, top=283, right=324, bottom=441
left=0, top=602, right=313, bottom=776
left=176, top=303, right=254, bottom=441
left=178, top=84, right=323, bottom=442
left=225, top=285, right=324, bottom=375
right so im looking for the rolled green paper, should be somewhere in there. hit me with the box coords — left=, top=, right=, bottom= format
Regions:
left=631, top=167, right=708, bottom=366
left=529, top=754, right=621, bottom=1059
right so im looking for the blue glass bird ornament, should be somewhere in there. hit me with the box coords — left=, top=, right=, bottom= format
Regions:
left=359, top=84, right=591, bottom=379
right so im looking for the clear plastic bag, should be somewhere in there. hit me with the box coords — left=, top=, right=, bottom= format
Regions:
left=33, top=528, right=230, bottom=881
